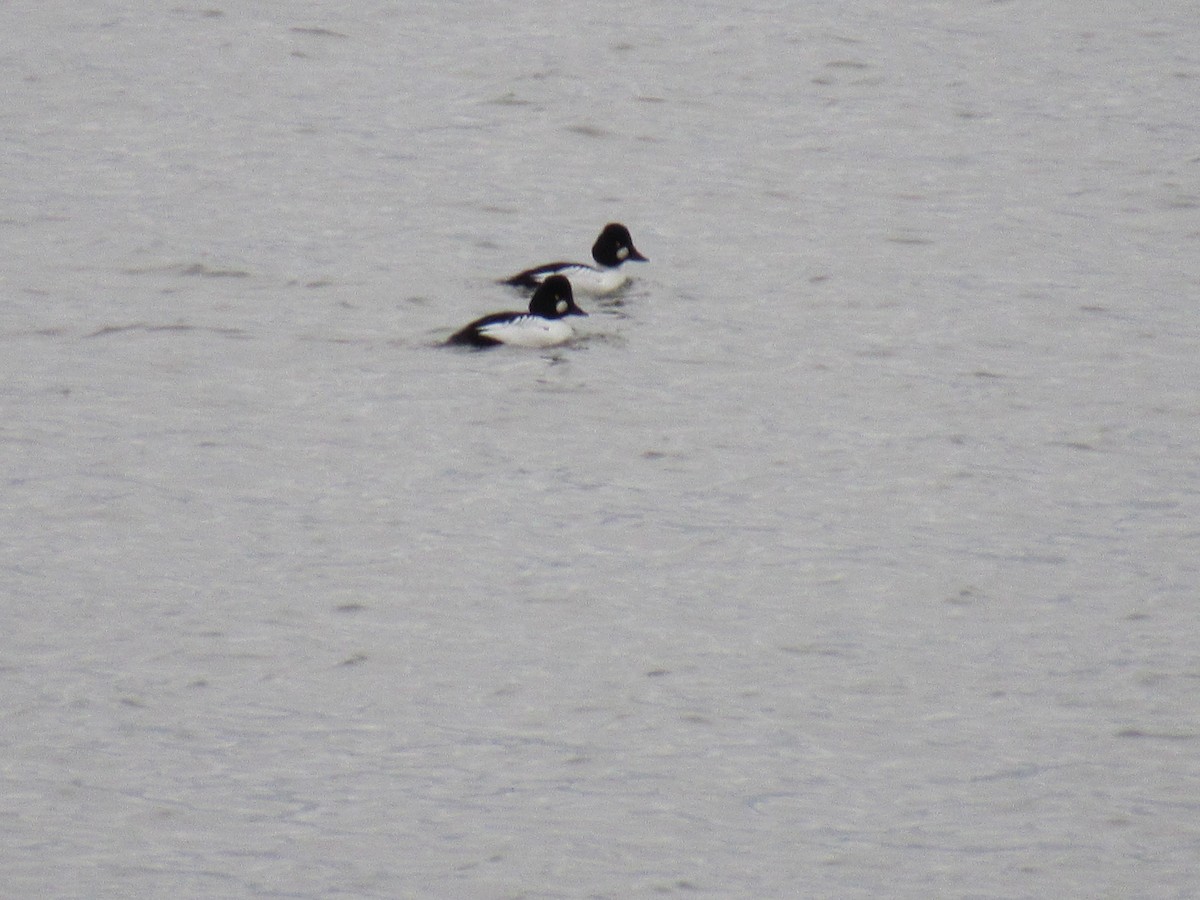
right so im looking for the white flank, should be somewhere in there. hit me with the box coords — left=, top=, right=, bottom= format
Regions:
left=536, top=265, right=628, bottom=295
left=477, top=315, right=576, bottom=347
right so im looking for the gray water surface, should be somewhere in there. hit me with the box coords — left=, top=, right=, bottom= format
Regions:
left=3, top=3, right=1199, bottom=898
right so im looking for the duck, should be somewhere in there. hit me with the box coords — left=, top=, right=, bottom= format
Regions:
left=447, top=275, right=587, bottom=348
left=502, top=223, right=648, bottom=295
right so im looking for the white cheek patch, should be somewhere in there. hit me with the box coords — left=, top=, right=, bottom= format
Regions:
left=556, top=300, right=568, bottom=314
left=616, top=247, right=630, bottom=260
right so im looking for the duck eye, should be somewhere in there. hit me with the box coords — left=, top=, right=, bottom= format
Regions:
left=556, top=300, right=568, bottom=314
